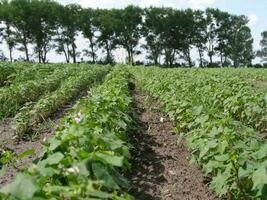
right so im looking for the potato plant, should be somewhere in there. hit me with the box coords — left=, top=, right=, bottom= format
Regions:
left=132, top=67, right=267, bottom=200
left=0, top=68, right=134, bottom=199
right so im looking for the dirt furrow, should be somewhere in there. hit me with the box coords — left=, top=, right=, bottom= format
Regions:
left=0, top=102, right=75, bottom=188
left=128, top=92, right=219, bottom=200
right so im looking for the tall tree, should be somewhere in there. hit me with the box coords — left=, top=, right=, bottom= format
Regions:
left=193, top=10, right=208, bottom=68
left=95, top=9, right=119, bottom=64
left=30, top=0, right=59, bottom=63
left=161, top=8, right=179, bottom=66
left=80, top=8, right=97, bottom=63
left=213, top=10, right=232, bottom=66
left=206, top=8, right=218, bottom=66
left=55, top=4, right=81, bottom=63
left=227, top=15, right=254, bottom=67
left=142, top=7, right=165, bottom=65
left=179, top=9, right=196, bottom=67
left=6, top=0, right=36, bottom=61
left=115, top=5, right=143, bottom=65
left=257, top=31, right=267, bottom=63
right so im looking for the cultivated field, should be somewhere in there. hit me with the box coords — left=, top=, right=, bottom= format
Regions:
left=0, top=64, right=266, bottom=200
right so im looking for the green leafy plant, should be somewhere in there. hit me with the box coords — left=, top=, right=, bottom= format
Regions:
left=132, top=67, right=267, bottom=199
left=0, top=67, right=135, bottom=199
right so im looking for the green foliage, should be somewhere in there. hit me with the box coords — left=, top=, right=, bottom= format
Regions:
left=0, top=64, right=101, bottom=120
left=0, top=67, right=134, bottom=199
left=14, top=66, right=110, bottom=138
left=132, top=67, right=267, bottom=199
left=0, top=0, right=256, bottom=66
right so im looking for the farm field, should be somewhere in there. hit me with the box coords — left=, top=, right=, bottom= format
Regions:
left=0, top=64, right=267, bottom=200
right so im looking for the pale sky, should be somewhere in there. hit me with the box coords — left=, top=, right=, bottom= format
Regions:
left=2, top=0, right=267, bottom=64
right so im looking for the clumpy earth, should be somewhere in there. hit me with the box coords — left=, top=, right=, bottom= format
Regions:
left=128, top=92, right=219, bottom=200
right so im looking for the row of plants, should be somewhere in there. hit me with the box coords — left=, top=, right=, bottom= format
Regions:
left=0, top=63, right=29, bottom=87
left=132, top=67, right=267, bottom=199
left=3, top=64, right=62, bottom=87
left=0, top=67, right=134, bottom=199
left=14, top=66, right=110, bottom=139
left=0, top=64, right=94, bottom=120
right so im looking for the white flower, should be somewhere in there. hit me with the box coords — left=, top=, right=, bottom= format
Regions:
left=67, top=166, right=80, bottom=173
left=74, top=112, right=83, bottom=123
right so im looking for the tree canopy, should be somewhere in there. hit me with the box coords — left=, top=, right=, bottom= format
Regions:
left=0, top=0, right=262, bottom=67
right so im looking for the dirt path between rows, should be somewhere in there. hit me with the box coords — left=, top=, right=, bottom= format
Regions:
left=0, top=102, right=76, bottom=188
left=128, top=92, right=219, bottom=200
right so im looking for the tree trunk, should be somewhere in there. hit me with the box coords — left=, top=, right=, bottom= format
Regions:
left=208, top=39, right=214, bottom=66
left=153, top=54, right=158, bottom=65
left=23, top=40, right=29, bottom=62
left=63, top=44, right=70, bottom=63
left=187, top=48, right=192, bottom=67
left=8, top=46, right=13, bottom=62
left=220, top=50, right=223, bottom=67
left=72, top=43, right=76, bottom=63
left=106, top=42, right=112, bottom=64
left=209, top=53, right=213, bottom=66
left=90, top=42, right=95, bottom=63
left=89, top=37, right=96, bottom=63
left=127, top=48, right=131, bottom=65
left=198, top=47, right=203, bottom=68
left=38, top=49, right=42, bottom=63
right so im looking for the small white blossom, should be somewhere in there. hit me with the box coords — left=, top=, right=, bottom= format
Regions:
left=74, top=112, right=83, bottom=123
left=67, top=166, right=80, bottom=173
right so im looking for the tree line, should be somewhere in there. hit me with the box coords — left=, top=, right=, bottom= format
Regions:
left=0, top=0, right=266, bottom=67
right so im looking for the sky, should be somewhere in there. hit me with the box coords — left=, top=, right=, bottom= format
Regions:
left=2, top=0, right=267, bottom=64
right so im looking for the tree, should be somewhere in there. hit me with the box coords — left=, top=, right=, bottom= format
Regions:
left=95, top=9, right=119, bottom=64
left=161, top=8, right=179, bottom=66
left=212, top=10, right=232, bottom=67
left=179, top=9, right=196, bottom=67
left=55, top=4, right=81, bottom=63
left=142, top=7, right=165, bottom=65
left=115, top=5, right=143, bottom=65
left=80, top=8, right=98, bottom=63
left=227, top=15, right=254, bottom=67
left=5, top=0, right=36, bottom=62
left=193, top=10, right=208, bottom=68
left=257, top=31, right=267, bottom=63
left=30, top=0, right=59, bottom=63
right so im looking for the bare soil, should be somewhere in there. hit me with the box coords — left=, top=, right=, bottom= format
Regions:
left=128, top=92, right=219, bottom=200
left=0, top=102, right=74, bottom=188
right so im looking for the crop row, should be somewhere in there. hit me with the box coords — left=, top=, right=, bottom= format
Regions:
left=0, top=68, right=134, bottom=199
left=132, top=67, right=267, bottom=199
left=0, top=65, right=96, bottom=120
left=4, top=64, right=62, bottom=86
left=0, top=63, right=28, bottom=87
left=14, top=66, right=110, bottom=139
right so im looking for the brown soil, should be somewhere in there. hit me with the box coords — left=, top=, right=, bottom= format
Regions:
left=128, top=92, right=219, bottom=200
left=0, top=103, right=73, bottom=188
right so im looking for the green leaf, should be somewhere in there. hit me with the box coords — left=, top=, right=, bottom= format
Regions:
left=252, top=167, right=267, bottom=190
left=41, top=152, right=64, bottom=166
left=1, top=173, right=40, bottom=199
left=192, top=106, right=203, bottom=116
left=251, top=144, right=267, bottom=160
left=92, top=162, right=119, bottom=189
left=210, top=172, right=229, bottom=196
left=264, top=94, right=267, bottom=104
left=214, top=154, right=229, bottom=162
left=17, top=149, right=36, bottom=160
left=48, top=138, right=61, bottom=151
left=95, top=152, right=124, bottom=167
left=90, top=191, right=112, bottom=198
